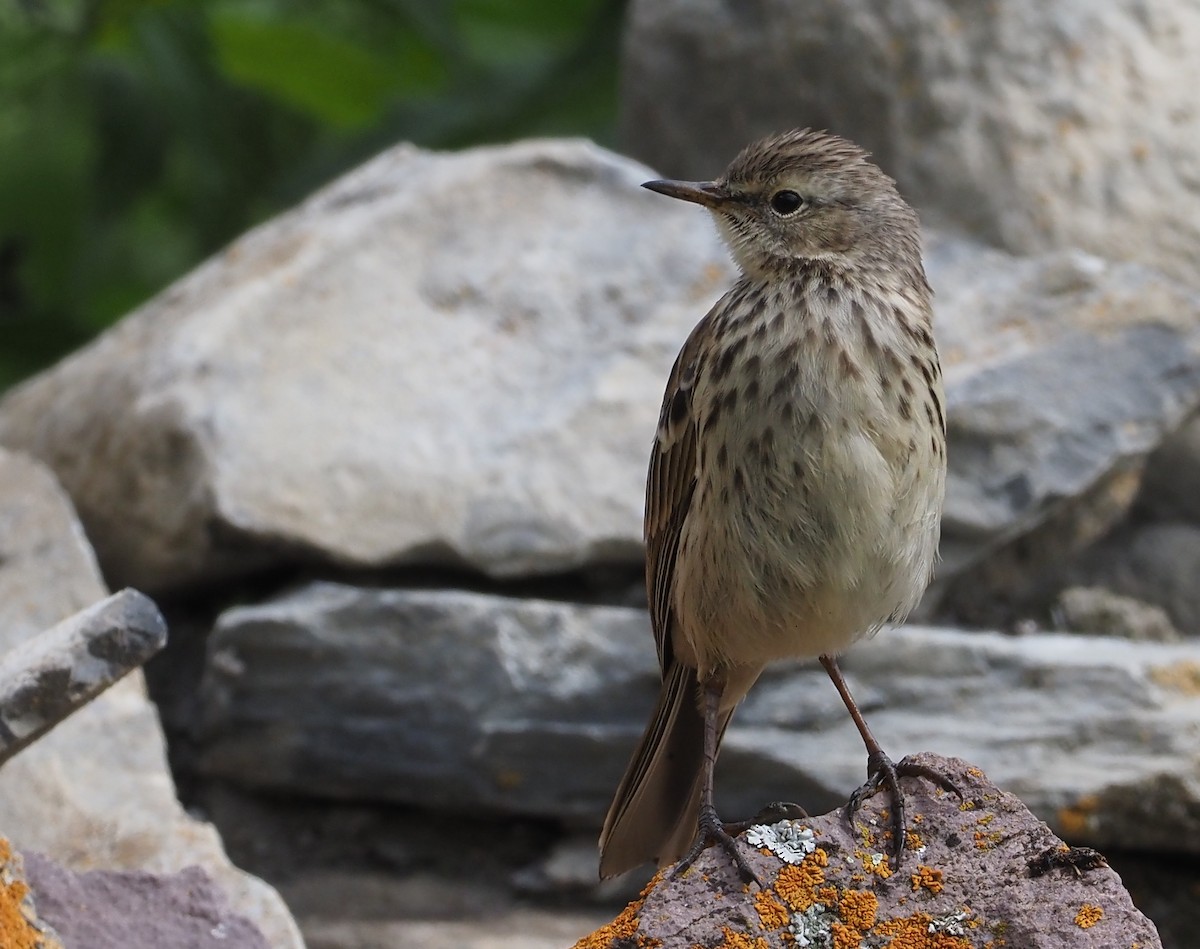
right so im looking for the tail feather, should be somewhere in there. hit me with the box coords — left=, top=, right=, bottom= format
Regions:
left=599, top=661, right=733, bottom=878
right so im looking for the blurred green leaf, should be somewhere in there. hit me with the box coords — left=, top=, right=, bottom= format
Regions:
left=210, top=11, right=444, bottom=127
left=0, top=0, right=627, bottom=392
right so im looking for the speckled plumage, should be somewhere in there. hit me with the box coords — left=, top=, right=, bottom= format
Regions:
left=599, top=128, right=948, bottom=880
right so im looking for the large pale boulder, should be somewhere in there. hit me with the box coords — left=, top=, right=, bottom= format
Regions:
left=0, top=448, right=303, bottom=949
left=0, top=140, right=729, bottom=593
left=621, top=0, right=1200, bottom=285
left=2, top=142, right=1198, bottom=607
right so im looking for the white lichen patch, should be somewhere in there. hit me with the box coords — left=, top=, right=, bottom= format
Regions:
left=928, top=910, right=971, bottom=936
left=790, top=902, right=838, bottom=948
left=746, top=820, right=817, bottom=864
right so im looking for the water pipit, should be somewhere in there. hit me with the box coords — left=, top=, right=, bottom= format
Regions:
left=599, top=128, right=955, bottom=882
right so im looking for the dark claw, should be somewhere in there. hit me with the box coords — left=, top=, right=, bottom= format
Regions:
left=845, top=752, right=961, bottom=869
left=670, top=802, right=761, bottom=885
left=724, top=800, right=810, bottom=836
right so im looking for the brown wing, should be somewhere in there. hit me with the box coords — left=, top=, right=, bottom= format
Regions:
left=644, top=311, right=713, bottom=673
left=598, top=306, right=718, bottom=877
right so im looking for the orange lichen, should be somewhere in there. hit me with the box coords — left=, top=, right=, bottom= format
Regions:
left=572, top=871, right=667, bottom=948
left=571, top=902, right=640, bottom=948
left=958, top=800, right=976, bottom=811
left=1074, top=903, right=1104, bottom=929
left=1058, top=794, right=1100, bottom=836
left=754, top=888, right=790, bottom=931
left=859, top=849, right=894, bottom=878
left=716, top=927, right=768, bottom=949
left=873, top=912, right=973, bottom=949
left=906, top=830, right=924, bottom=851
left=838, top=889, right=879, bottom=930
left=911, top=865, right=944, bottom=894
left=815, top=884, right=840, bottom=905
left=967, top=767, right=983, bottom=778
left=0, top=839, right=43, bottom=949
left=973, top=830, right=1002, bottom=850
left=831, top=921, right=862, bottom=949
left=774, top=849, right=829, bottom=911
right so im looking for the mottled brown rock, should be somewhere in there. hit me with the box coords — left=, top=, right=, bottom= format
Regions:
left=23, top=852, right=270, bottom=949
left=577, top=754, right=1162, bottom=948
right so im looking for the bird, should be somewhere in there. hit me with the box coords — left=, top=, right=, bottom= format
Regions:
left=598, top=128, right=954, bottom=883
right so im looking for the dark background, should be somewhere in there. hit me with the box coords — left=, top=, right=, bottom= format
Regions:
left=0, top=0, right=626, bottom=391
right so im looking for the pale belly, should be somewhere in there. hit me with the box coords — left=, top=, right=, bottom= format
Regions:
left=670, top=414, right=943, bottom=677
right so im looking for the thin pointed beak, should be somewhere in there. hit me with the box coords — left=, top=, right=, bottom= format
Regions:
left=642, top=179, right=733, bottom=209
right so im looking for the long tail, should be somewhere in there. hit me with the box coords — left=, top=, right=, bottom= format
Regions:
left=599, top=661, right=734, bottom=878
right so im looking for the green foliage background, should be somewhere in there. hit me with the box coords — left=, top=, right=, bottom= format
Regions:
left=0, top=0, right=626, bottom=391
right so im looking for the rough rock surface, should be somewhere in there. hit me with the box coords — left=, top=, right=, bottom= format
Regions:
left=197, top=581, right=656, bottom=816
left=575, top=755, right=1163, bottom=948
left=0, top=139, right=730, bottom=593
left=0, top=837, right=63, bottom=949
left=0, top=589, right=168, bottom=766
left=620, top=0, right=1200, bottom=285
left=922, top=233, right=1200, bottom=602
left=23, top=851, right=270, bottom=949
left=2, top=144, right=1199, bottom=608
left=0, top=448, right=303, bottom=949
left=196, top=581, right=1200, bottom=855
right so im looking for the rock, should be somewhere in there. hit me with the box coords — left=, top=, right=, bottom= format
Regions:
left=0, top=837, right=63, bottom=949
left=302, top=908, right=613, bottom=949
left=1052, top=587, right=1181, bottom=643
left=0, top=139, right=732, bottom=594
left=196, top=581, right=1200, bottom=857
left=576, top=754, right=1163, bottom=948
left=1139, top=410, right=1200, bottom=525
left=3, top=145, right=1199, bottom=612
left=1069, top=523, right=1200, bottom=637
left=0, top=589, right=168, bottom=766
left=620, top=0, right=1200, bottom=285
left=188, top=781, right=618, bottom=949
left=197, top=581, right=658, bottom=817
left=922, top=233, right=1200, bottom=608
left=0, top=448, right=303, bottom=949
left=22, top=851, right=270, bottom=949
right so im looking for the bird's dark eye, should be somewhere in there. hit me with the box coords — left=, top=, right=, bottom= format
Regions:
left=769, top=190, right=804, bottom=215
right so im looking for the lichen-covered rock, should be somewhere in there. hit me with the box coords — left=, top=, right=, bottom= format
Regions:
left=22, top=852, right=270, bottom=949
left=575, top=755, right=1163, bottom=948
left=0, top=838, right=63, bottom=949
left=0, top=448, right=303, bottom=949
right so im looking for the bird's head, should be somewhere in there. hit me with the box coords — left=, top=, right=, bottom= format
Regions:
left=643, top=128, right=920, bottom=278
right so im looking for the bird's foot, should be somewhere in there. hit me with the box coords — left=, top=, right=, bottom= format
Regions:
left=669, top=801, right=761, bottom=885
left=846, top=752, right=961, bottom=869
